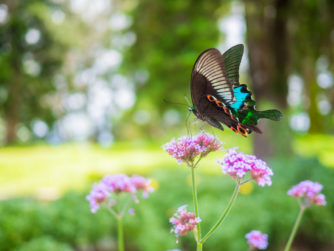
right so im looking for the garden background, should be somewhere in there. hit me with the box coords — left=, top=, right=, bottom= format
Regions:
left=0, top=0, right=334, bottom=250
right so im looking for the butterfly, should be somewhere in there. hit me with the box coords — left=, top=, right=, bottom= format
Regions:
left=189, top=44, right=282, bottom=137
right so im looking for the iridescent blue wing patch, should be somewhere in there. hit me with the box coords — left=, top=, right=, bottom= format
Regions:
left=230, top=85, right=251, bottom=110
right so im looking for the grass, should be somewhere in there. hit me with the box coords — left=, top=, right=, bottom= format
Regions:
left=1, top=133, right=333, bottom=200
left=0, top=143, right=171, bottom=199
left=294, top=134, right=334, bottom=168
left=0, top=136, right=249, bottom=199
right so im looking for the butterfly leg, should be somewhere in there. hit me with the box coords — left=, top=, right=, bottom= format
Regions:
left=207, top=117, right=224, bottom=131
left=185, top=111, right=192, bottom=137
left=199, top=121, right=206, bottom=132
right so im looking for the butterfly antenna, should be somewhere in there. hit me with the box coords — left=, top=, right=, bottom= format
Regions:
left=184, top=96, right=192, bottom=107
left=163, top=99, right=188, bottom=107
left=200, top=122, right=205, bottom=133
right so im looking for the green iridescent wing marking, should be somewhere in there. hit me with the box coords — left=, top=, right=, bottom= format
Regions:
left=234, top=105, right=283, bottom=126
left=222, top=44, right=244, bottom=87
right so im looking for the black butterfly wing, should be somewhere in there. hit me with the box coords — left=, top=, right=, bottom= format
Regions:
left=191, top=72, right=261, bottom=133
left=210, top=110, right=262, bottom=134
left=190, top=48, right=235, bottom=131
left=191, top=45, right=244, bottom=106
left=222, top=44, right=244, bottom=88
left=191, top=48, right=235, bottom=107
left=190, top=46, right=262, bottom=134
left=190, top=72, right=226, bottom=131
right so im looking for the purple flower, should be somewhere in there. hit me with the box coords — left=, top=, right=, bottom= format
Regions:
left=102, top=174, right=136, bottom=194
left=219, top=148, right=273, bottom=186
left=128, top=208, right=135, bottom=215
left=86, top=182, right=110, bottom=213
left=131, top=175, right=154, bottom=198
left=170, top=205, right=201, bottom=239
left=287, top=180, right=326, bottom=207
left=163, top=133, right=221, bottom=165
left=245, top=230, right=268, bottom=250
left=194, top=133, right=221, bottom=157
left=86, top=174, right=155, bottom=213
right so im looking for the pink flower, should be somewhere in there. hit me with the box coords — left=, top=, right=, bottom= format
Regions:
left=194, top=133, right=221, bottom=157
left=86, top=174, right=154, bottom=213
left=102, top=174, right=136, bottom=193
left=219, top=148, right=273, bottom=186
left=163, top=133, right=221, bottom=165
left=131, top=175, right=154, bottom=198
left=170, top=205, right=201, bottom=239
left=287, top=180, right=326, bottom=207
left=245, top=230, right=268, bottom=250
left=86, top=182, right=111, bottom=213
left=128, top=208, right=135, bottom=215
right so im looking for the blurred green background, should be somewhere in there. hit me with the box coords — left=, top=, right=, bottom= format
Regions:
left=0, top=0, right=334, bottom=250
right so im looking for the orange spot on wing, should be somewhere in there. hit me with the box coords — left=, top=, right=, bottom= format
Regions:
left=230, top=126, right=238, bottom=134
left=215, top=100, right=224, bottom=107
left=207, top=95, right=216, bottom=102
left=237, top=123, right=248, bottom=137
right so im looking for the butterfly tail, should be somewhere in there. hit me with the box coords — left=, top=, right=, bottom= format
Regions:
left=256, top=109, right=283, bottom=121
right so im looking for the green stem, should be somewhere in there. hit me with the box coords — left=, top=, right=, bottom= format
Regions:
left=121, top=195, right=132, bottom=216
left=106, top=205, right=118, bottom=218
left=200, top=180, right=240, bottom=244
left=191, top=167, right=202, bottom=250
left=117, top=217, right=125, bottom=251
left=196, top=241, right=203, bottom=251
left=284, top=207, right=305, bottom=251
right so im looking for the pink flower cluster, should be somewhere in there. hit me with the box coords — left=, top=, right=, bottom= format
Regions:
left=245, top=230, right=268, bottom=250
left=86, top=174, right=154, bottom=213
left=287, top=180, right=326, bottom=207
left=170, top=205, right=201, bottom=238
left=219, top=148, right=273, bottom=186
left=163, top=133, right=221, bottom=165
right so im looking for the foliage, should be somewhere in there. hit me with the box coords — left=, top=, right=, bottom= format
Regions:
left=288, top=0, right=334, bottom=133
left=244, top=0, right=334, bottom=134
left=16, top=236, right=73, bottom=251
left=0, top=155, right=333, bottom=251
left=0, top=193, right=113, bottom=251
left=0, top=0, right=70, bottom=143
left=118, top=0, right=232, bottom=139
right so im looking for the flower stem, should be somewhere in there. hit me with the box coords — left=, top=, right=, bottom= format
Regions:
left=284, top=207, right=305, bottom=251
left=197, top=241, right=203, bottom=251
left=121, top=195, right=132, bottom=216
left=117, top=217, right=125, bottom=251
left=200, top=180, right=240, bottom=244
left=191, top=167, right=202, bottom=249
left=106, top=204, right=118, bottom=218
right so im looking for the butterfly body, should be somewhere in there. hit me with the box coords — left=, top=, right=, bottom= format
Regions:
left=190, top=45, right=282, bottom=137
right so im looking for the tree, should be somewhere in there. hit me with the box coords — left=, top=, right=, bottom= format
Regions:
left=0, top=0, right=66, bottom=144
left=120, top=0, right=230, bottom=139
left=244, top=0, right=290, bottom=157
left=244, top=0, right=334, bottom=157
